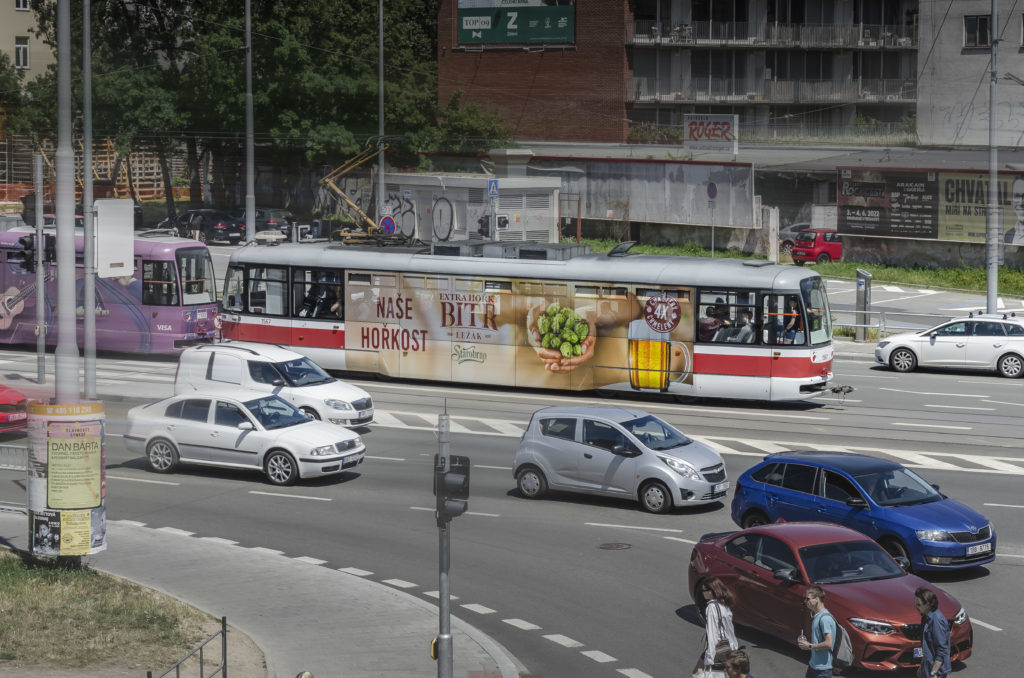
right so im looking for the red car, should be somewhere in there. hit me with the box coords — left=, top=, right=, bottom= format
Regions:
left=688, top=522, right=972, bottom=672
left=792, top=228, right=842, bottom=265
left=0, top=384, right=28, bottom=432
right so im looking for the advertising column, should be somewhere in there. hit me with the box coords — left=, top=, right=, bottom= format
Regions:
left=25, top=401, right=107, bottom=556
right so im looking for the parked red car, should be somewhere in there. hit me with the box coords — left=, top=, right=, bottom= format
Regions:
left=688, top=522, right=973, bottom=672
left=792, top=228, right=842, bottom=265
left=0, top=384, right=28, bottom=432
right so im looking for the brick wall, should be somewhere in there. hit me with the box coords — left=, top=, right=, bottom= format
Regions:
left=438, top=0, right=630, bottom=143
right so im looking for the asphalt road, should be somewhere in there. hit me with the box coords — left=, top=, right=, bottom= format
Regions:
left=2, top=353, right=1021, bottom=678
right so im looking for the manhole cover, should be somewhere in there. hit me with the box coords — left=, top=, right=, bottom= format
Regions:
left=598, top=542, right=632, bottom=550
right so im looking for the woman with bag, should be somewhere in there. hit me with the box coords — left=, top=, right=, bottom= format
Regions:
left=695, top=577, right=739, bottom=677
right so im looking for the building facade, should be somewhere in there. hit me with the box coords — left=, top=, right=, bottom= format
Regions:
left=438, top=0, right=919, bottom=144
left=0, top=1, right=52, bottom=83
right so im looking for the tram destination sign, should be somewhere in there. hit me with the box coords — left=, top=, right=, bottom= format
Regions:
left=457, top=0, right=575, bottom=45
left=837, top=166, right=1024, bottom=243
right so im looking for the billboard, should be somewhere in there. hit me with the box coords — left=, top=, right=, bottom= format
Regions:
left=837, top=167, right=1024, bottom=244
left=684, top=114, right=739, bottom=155
left=457, top=0, right=575, bottom=45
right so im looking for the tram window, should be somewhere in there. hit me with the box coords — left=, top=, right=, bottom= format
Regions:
left=142, top=260, right=179, bottom=306
left=247, top=266, right=287, bottom=316
left=601, top=286, right=627, bottom=297
left=575, top=285, right=599, bottom=296
left=764, top=293, right=804, bottom=345
left=484, top=280, right=512, bottom=292
left=294, top=268, right=342, bottom=320
left=456, top=277, right=483, bottom=292
left=223, top=267, right=245, bottom=312
left=348, top=273, right=371, bottom=285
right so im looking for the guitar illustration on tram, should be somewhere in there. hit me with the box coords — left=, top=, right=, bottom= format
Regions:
left=0, top=271, right=54, bottom=330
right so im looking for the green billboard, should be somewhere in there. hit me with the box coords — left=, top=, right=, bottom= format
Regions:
left=457, top=0, right=575, bottom=45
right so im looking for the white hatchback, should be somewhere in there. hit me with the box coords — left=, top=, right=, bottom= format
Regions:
left=875, top=313, right=1024, bottom=378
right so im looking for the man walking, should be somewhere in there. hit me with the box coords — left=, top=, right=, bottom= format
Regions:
left=797, top=585, right=835, bottom=678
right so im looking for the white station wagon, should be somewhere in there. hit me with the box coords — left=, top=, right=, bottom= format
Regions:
left=875, top=313, right=1024, bottom=378
left=125, top=391, right=365, bottom=485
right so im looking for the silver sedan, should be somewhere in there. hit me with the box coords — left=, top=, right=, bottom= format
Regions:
left=875, top=314, right=1024, bottom=378
left=125, top=391, right=365, bottom=485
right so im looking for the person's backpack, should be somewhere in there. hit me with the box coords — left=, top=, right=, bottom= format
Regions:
left=826, top=613, right=854, bottom=670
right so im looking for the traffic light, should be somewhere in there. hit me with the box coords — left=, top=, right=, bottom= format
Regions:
left=14, top=234, right=35, bottom=273
left=434, top=454, right=470, bottom=524
left=42, top=234, right=56, bottom=263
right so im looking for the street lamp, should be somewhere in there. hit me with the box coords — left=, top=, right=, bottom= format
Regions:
left=985, top=0, right=999, bottom=314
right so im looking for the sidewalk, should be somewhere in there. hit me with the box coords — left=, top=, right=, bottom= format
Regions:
left=0, top=511, right=526, bottom=678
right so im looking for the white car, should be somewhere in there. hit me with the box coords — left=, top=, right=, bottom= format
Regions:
left=125, top=391, right=365, bottom=485
left=875, top=313, right=1024, bottom=378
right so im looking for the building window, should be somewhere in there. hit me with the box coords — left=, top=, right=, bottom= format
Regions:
left=964, top=15, right=991, bottom=47
left=15, top=0, right=28, bottom=10
left=14, top=37, right=28, bottom=69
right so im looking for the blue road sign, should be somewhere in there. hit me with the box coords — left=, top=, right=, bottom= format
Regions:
left=707, top=182, right=718, bottom=200
left=379, top=215, right=396, bottom=234
left=487, top=178, right=499, bottom=199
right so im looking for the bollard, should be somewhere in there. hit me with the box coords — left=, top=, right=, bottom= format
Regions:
left=855, top=268, right=872, bottom=343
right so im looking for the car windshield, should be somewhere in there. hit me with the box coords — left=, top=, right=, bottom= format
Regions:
left=621, top=414, right=692, bottom=450
left=800, top=540, right=906, bottom=584
left=272, top=357, right=334, bottom=387
left=852, top=467, right=942, bottom=506
left=243, top=395, right=309, bottom=430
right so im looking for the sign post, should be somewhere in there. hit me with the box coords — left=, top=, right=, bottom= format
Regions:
left=487, top=178, right=499, bottom=240
left=707, top=182, right=718, bottom=257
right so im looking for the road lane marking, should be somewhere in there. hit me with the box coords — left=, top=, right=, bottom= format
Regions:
left=294, top=556, right=327, bottom=565
left=880, top=388, right=989, bottom=398
left=504, top=618, right=541, bottom=630
left=618, top=670, right=654, bottom=678
left=424, top=591, right=459, bottom=600
left=338, top=567, right=373, bottom=576
left=475, top=465, right=513, bottom=471
left=582, top=650, right=617, bottom=663
left=982, top=399, right=1024, bottom=407
left=924, top=404, right=995, bottom=411
left=107, top=474, right=179, bottom=485
left=248, top=547, right=284, bottom=556
left=467, top=511, right=501, bottom=517
left=544, top=634, right=584, bottom=648
left=249, top=490, right=331, bottom=501
left=382, top=579, right=417, bottom=589
left=970, top=619, right=1003, bottom=632
left=462, top=603, right=496, bottom=614
left=891, top=423, right=972, bottom=430
left=664, top=536, right=699, bottom=545
left=199, top=537, right=238, bottom=546
left=585, top=522, right=684, bottom=533
left=112, top=519, right=146, bottom=527
left=366, top=455, right=406, bottom=461
left=985, top=503, right=1024, bottom=509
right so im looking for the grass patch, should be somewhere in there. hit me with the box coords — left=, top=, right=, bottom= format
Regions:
left=0, top=549, right=209, bottom=669
left=570, top=238, right=1024, bottom=297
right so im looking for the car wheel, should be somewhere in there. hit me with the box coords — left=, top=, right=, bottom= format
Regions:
left=516, top=466, right=547, bottom=499
left=146, top=439, right=179, bottom=474
left=997, top=353, right=1024, bottom=378
left=265, top=450, right=299, bottom=486
left=198, top=230, right=208, bottom=244
left=889, top=348, right=917, bottom=373
left=694, top=582, right=710, bottom=624
left=741, top=510, right=769, bottom=529
left=793, top=260, right=805, bottom=266
left=300, top=406, right=321, bottom=420
left=880, top=537, right=912, bottom=569
left=639, top=480, right=672, bottom=514
left=816, top=252, right=831, bottom=264
left=781, top=241, right=794, bottom=254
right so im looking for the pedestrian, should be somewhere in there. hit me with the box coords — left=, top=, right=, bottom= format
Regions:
left=724, top=649, right=755, bottom=678
left=914, top=587, right=951, bottom=678
left=694, top=576, right=738, bottom=677
left=798, top=585, right=835, bottom=678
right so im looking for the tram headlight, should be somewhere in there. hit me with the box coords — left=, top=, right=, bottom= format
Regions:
left=325, top=399, right=354, bottom=411
left=658, top=455, right=701, bottom=481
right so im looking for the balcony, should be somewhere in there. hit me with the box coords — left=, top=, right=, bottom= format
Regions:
left=627, top=119, right=916, bottom=146
left=625, top=77, right=917, bottom=104
left=627, top=21, right=918, bottom=49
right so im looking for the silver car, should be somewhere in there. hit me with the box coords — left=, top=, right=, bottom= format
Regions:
left=125, top=391, right=365, bottom=486
left=513, top=406, right=728, bottom=514
left=875, top=313, right=1024, bottom=378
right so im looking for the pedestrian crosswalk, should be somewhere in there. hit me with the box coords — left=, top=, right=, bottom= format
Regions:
left=371, top=409, right=1024, bottom=476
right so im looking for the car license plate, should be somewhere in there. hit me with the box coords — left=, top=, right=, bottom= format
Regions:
left=714, top=481, right=730, bottom=493
left=358, top=410, right=371, bottom=419
left=967, top=542, right=992, bottom=555
left=913, top=647, right=923, bottom=659
left=10, top=412, right=26, bottom=421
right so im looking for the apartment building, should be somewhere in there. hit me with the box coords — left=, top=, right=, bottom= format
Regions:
left=0, top=0, right=51, bottom=83
left=438, top=0, right=918, bottom=143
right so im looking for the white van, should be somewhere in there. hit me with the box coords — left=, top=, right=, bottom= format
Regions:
left=174, top=342, right=373, bottom=427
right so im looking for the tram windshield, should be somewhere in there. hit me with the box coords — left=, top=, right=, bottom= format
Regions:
left=801, top=277, right=832, bottom=346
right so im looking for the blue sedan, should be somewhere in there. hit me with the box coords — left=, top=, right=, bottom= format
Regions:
left=731, top=451, right=995, bottom=572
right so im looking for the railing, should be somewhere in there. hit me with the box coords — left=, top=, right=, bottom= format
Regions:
left=628, top=20, right=918, bottom=48
left=832, top=309, right=953, bottom=339
left=626, top=118, right=915, bottom=146
left=148, top=615, right=228, bottom=678
left=0, top=444, right=27, bottom=511
left=625, top=76, right=916, bottom=105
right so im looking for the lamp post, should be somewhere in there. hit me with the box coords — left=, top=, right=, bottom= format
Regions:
left=244, top=0, right=255, bottom=244
left=377, top=0, right=385, bottom=226
left=986, top=0, right=999, bottom=314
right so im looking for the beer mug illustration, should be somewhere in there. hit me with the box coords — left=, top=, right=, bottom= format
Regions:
left=628, top=319, right=689, bottom=391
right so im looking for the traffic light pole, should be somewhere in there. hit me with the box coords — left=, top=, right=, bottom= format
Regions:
left=34, top=155, right=44, bottom=384
left=436, top=413, right=453, bottom=678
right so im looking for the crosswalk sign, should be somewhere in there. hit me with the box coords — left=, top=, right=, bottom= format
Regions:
left=487, top=179, right=499, bottom=199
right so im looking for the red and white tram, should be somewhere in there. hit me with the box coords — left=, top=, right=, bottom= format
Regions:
left=219, top=242, right=833, bottom=401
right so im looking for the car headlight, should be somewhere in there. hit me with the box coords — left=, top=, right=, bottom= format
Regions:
left=657, top=455, right=701, bottom=480
left=877, top=340, right=890, bottom=349
left=953, top=607, right=967, bottom=625
left=848, top=617, right=897, bottom=635
left=310, top=444, right=335, bottom=456
left=916, top=529, right=955, bottom=542
left=324, top=399, right=354, bottom=411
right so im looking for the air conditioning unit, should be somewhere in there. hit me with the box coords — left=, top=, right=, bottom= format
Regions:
left=885, top=94, right=899, bottom=101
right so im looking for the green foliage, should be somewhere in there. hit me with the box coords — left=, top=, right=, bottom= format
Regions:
left=627, top=123, right=686, bottom=145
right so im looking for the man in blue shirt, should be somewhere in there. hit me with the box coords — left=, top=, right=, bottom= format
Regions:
left=915, top=587, right=951, bottom=678
left=798, top=585, right=835, bottom=678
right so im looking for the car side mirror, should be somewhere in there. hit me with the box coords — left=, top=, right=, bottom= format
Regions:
left=237, top=421, right=254, bottom=431
left=773, top=568, right=802, bottom=584
left=845, top=497, right=868, bottom=508
left=930, top=331, right=938, bottom=337
left=931, top=483, right=940, bottom=492
left=893, top=556, right=911, bottom=570
left=304, top=411, right=314, bottom=419
left=271, top=378, right=284, bottom=387
left=611, top=443, right=630, bottom=456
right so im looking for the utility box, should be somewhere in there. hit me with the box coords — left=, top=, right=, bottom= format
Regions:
left=855, top=268, right=872, bottom=343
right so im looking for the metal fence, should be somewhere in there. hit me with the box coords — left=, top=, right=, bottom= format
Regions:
left=148, top=615, right=228, bottom=678
left=831, top=309, right=953, bottom=339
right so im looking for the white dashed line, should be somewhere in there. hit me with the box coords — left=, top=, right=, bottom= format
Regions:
left=107, top=475, right=179, bottom=485
left=157, top=527, right=194, bottom=537
left=424, top=591, right=459, bottom=600
left=985, top=503, right=1024, bottom=509
left=503, top=618, right=541, bottom=630
left=249, top=490, right=331, bottom=501
left=467, top=511, right=501, bottom=517
left=890, top=422, right=972, bottom=430
left=582, top=650, right=616, bottom=663
left=618, top=669, right=654, bottom=678
left=462, top=603, right=496, bottom=614
left=474, top=465, right=513, bottom=471
left=338, top=567, right=373, bottom=577
left=544, top=634, right=584, bottom=648
left=586, top=522, right=684, bottom=533
left=664, top=536, right=700, bottom=545
left=112, top=520, right=146, bottom=527
left=366, top=455, right=405, bottom=461
left=294, top=556, right=327, bottom=565
left=249, top=547, right=284, bottom=556
left=970, top=618, right=1003, bottom=632
left=199, top=537, right=238, bottom=546
left=382, top=579, right=417, bottom=589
